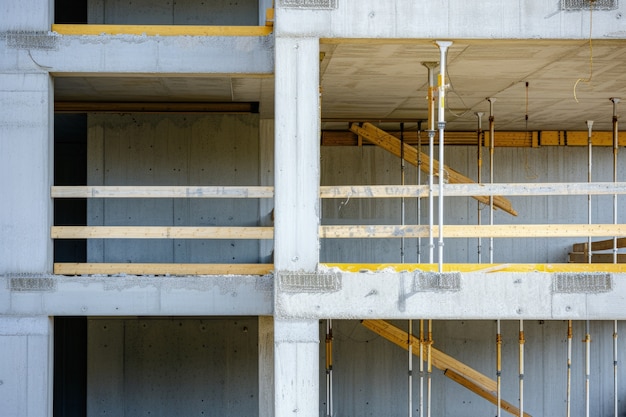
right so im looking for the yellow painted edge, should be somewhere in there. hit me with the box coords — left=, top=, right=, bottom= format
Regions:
left=322, top=263, right=626, bottom=273
left=54, top=263, right=274, bottom=276
left=51, top=24, right=273, bottom=37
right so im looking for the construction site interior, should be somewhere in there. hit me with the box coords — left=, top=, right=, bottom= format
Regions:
left=2, top=1, right=626, bottom=417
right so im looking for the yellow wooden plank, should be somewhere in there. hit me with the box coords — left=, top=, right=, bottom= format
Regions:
left=52, top=24, right=273, bottom=37
left=444, top=369, right=531, bottom=417
left=54, top=263, right=273, bottom=275
left=572, top=237, right=626, bottom=252
left=322, top=263, right=626, bottom=273
left=51, top=226, right=273, bottom=239
left=568, top=253, right=626, bottom=263
left=361, top=320, right=497, bottom=390
left=320, top=224, right=626, bottom=239
left=350, top=123, right=518, bottom=216
left=566, top=131, right=614, bottom=146
left=51, top=185, right=274, bottom=199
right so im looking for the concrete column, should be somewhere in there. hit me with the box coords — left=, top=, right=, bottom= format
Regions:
left=0, top=316, right=53, bottom=417
left=274, top=36, right=320, bottom=272
left=259, top=119, right=275, bottom=263
left=274, top=318, right=319, bottom=417
left=259, top=316, right=274, bottom=417
left=0, top=72, right=54, bottom=274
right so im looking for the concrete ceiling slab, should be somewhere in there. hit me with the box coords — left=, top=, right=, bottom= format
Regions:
left=55, top=38, right=626, bottom=132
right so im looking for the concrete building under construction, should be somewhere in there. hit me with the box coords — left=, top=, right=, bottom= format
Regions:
left=2, top=1, right=626, bottom=416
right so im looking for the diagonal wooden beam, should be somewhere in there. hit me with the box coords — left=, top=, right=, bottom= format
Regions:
left=361, top=319, right=531, bottom=417
left=350, top=122, right=518, bottom=216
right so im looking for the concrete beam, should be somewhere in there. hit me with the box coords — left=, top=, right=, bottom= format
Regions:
left=0, top=275, right=273, bottom=316
left=0, top=34, right=273, bottom=74
left=275, top=270, right=626, bottom=320
left=275, top=0, right=626, bottom=39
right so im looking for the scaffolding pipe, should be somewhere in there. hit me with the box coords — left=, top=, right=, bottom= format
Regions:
left=614, top=320, right=619, bottom=417
left=435, top=40, right=452, bottom=272
left=487, top=98, right=496, bottom=264
left=475, top=112, right=484, bottom=263
left=325, top=319, right=333, bottom=417
left=417, top=123, right=423, bottom=263
left=586, top=120, right=593, bottom=263
left=496, top=319, right=502, bottom=417
left=611, top=98, right=620, bottom=264
left=585, top=320, right=591, bottom=417
left=419, top=320, right=424, bottom=417
left=401, top=123, right=406, bottom=264
left=422, top=62, right=438, bottom=264
left=566, top=320, right=573, bottom=417
left=427, top=320, right=433, bottom=417
left=611, top=98, right=620, bottom=417
left=519, top=320, right=525, bottom=417
left=408, top=319, right=413, bottom=417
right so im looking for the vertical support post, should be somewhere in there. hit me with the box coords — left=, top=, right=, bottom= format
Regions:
left=427, top=320, right=433, bottom=417
left=408, top=319, right=413, bottom=417
left=435, top=40, right=452, bottom=272
left=325, top=319, right=333, bottom=417
left=475, top=112, right=484, bottom=264
left=611, top=98, right=620, bottom=263
left=614, top=320, right=619, bottom=417
left=419, top=320, right=424, bottom=417
left=259, top=316, right=275, bottom=417
left=566, top=320, right=573, bottom=417
left=400, top=123, right=406, bottom=263
left=586, top=120, right=594, bottom=264
left=584, top=320, right=591, bottom=417
left=417, top=122, right=423, bottom=263
left=487, top=98, right=497, bottom=264
left=496, top=320, right=502, bottom=417
left=422, top=62, right=438, bottom=265
left=519, top=320, right=525, bottom=417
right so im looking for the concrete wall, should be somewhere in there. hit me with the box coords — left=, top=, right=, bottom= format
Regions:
left=87, top=113, right=264, bottom=264
left=87, top=317, right=259, bottom=417
left=87, top=0, right=259, bottom=25
left=319, top=319, right=626, bottom=417
left=321, top=145, right=626, bottom=264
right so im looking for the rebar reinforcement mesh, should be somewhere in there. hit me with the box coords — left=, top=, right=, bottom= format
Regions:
left=279, top=0, right=338, bottom=9
left=560, top=0, right=618, bottom=10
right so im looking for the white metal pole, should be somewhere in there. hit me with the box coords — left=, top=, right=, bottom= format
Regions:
left=435, top=40, right=452, bottom=273
left=419, top=320, right=424, bottom=417
left=475, top=112, right=484, bottom=263
left=422, top=62, right=438, bottom=265
left=408, top=319, right=413, bottom=417
left=566, top=320, right=572, bottom=417
left=586, top=120, right=594, bottom=264
left=496, top=319, right=502, bottom=417
left=519, top=320, right=526, bottom=416
left=487, top=98, right=496, bottom=264
left=585, top=320, right=591, bottom=417
left=417, top=122, right=423, bottom=263
left=427, top=320, right=433, bottom=417
left=614, top=320, right=619, bottom=417
left=611, top=98, right=620, bottom=264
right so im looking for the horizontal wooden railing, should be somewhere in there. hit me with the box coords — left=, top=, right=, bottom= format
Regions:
left=51, top=183, right=626, bottom=275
